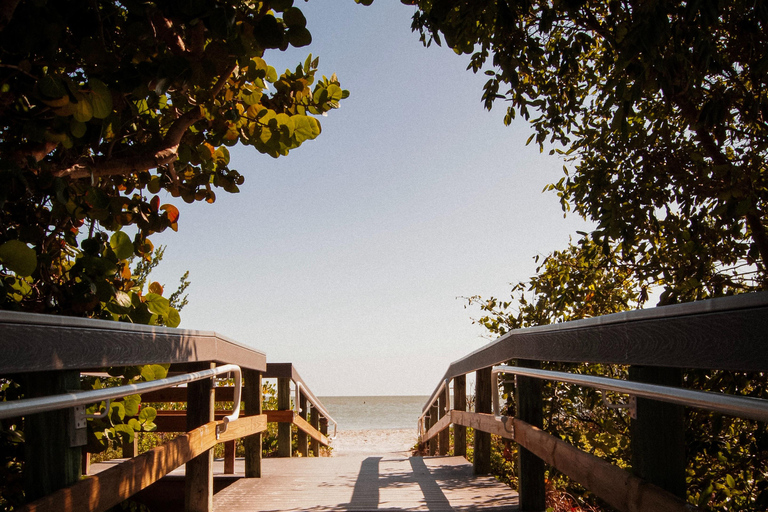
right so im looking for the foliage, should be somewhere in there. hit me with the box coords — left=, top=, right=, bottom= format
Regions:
left=409, top=0, right=768, bottom=303
left=0, top=0, right=348, bottom=319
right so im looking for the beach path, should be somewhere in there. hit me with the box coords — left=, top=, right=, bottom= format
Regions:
left=212, top=429, right=519, bottom=511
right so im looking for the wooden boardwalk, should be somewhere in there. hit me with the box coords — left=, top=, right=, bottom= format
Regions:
left=212, top=454, right=519, bottom=512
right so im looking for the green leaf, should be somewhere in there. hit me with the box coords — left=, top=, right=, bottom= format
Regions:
left=110, top=231, right=134, bottom=260
left=142, top=421, right=157, bottom=432
left=166, top=307, right=181, bottom=328
left=123, top=394, right=141, bottom=416
left=70, top=119, right=87, bottom=138
left=127, top=418, right=141, bottom=431
left=144, top=293, right=170, bottom=316
left=726, top=474, right=736, bottom=488
left=0, top=240, right=37, bottom=276
left=214, top=146, right=230, bottom=166
left=283, top=7, right=306, bottom=28
left=89, top=79, right=113, bottom=119
left=72, top=92, right=94, bottom=122
left=109, top=401, right=126, bottom=424
left=113, top=423, right=135, bottom=443
left=139, top=406, right=157, bottom=423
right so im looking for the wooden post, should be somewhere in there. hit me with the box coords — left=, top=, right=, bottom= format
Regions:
left=23, top=371, right=83, bottom=502
left=454, top=375, right=467, bottom=457
left=277, top=377, right=292, bottom=457
left=516, top=359, right=546, bottom=511
left=320, top=417, right=328, bottom=438
left=223, top=440, right=236, bottom=474
left=310, top=406, right=320, bottom=456
left=243, top=368, right=262, bottom=478
left=298, top=392, right=308, bottom=457
left=428, top=401, right=438, bottom=455
left=438, top=385, right=449, bottom=455
left=629, top=366, right=686, bottom=498
left=185, top=363, right=215, bottom=512
left=122, top=437, right=138, bottom=458
left=474, top=366, right=492, bottom=475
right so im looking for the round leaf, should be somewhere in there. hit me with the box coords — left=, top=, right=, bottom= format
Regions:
left=110, top=231, right=134, bottom=260
left=0, top=240, right=37, bottom=276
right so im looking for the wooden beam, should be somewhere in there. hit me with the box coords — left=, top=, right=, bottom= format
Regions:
left=297, top=393, right=308, bottom=457
left=277, top=377, right=292, bottom=458
left=453, top=375, right=467, bottom=457
left=438, top=386, right=449, bottom=455
left=513, top=419, right=698, bottom=512
left=474, top=367, right=492, bottom=475
left=516, top=359, right=545, bottom=511
left=242, top=368, right=262, bottom=478
left=428, top=402, right=438, bottom=456
left=0, top=311, right=267, bottom=373
left=223, top=440, right=235, bottom=475
left=23, top=371, right=82, bottom=502
left=185, top=366, right=214, bottom=512
left=141, top=387, right=235, bottom=403
left=18, top=415, right=267, bottom=512
left=309, top=406, right=320, bottom=456
left=265, top=411, right=329, bottom=446
left=629, top=366, right=686, bottom=498
left=449, top=411, right=515, bottom=440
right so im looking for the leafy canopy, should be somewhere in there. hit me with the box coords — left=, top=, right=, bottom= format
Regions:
left=0, top=0, right=348, bottom=319
left=409, top=0, right=768, bottom=302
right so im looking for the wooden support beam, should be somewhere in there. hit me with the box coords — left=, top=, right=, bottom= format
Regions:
left=474, top=367, right=492, bottom=475
left=185, top=364, right=215, bottom=512
left=516, top=359, right=545, bottom=511
left=23, top=371, right=82, bottom=502
left=428, top=402, right=438, bottom=456
left=122, top=437, right=138, bottom=458
left=629, top=366, right=686, bottom=498
left=309, top=406, right=320, bottom=456
left=223, top=440, right=235, bottom=475
left=453, top=375, right=467, bottom=457
left=277, top=377, right=292, bottom=458
left=297, top=393, right=308, bottom=457
left=243, top=368, right=262, bottom=478
left=141, top=386, right=235, bottom=403
left=438, top=385, right=449, bottom=455
left=18, top=415, right=267, bottom=512
left=265, top=410, right=329, bottom=446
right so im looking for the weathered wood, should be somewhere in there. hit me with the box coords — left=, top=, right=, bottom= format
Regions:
left=297, top=393, right=308, bottom=457
left=277, top=377, right=292, bottom=458
left=450, top=411, right=515, bottom=440
left=265, top=410, right=329, bottom=446
left=23, top=371, right=82, bottom=502
left=154, top=410, right=231, bottom=432
left=629, top=366, right=686, bottom=498
left=428, top=402, right=438, bottom=456
left=514, top=419, right=698, bottom=512
left=141, top=386, right=235, bottom=403
left=0, top=311, right=267, bottom=373
left=19, top=415, right=267, bottom=512
left=453, top=375, right=467, bottom=457
left=422, top=409, right=453, bottom=442
left=186, top=366, right=215, bottom=512
left=223, top=440, right=235, bottom=474
left=474, top=367, right=492, bottom=475
left=309, top=406, right=320, bottom=456
left=122, top=437, right=138, bottom=458
left=516, top=359, right=545, bottom=512
left=242, top=368, right=262, bottom=478
left=423, top=292, right=768, bottom=409
left=438, top=385, right=450, bottom=455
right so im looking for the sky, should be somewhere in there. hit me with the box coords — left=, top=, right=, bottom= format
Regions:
left=148, top=1, right=591, bottom=396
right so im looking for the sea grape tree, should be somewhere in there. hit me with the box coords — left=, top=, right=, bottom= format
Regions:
left=0, top=0, right=348, bottom=320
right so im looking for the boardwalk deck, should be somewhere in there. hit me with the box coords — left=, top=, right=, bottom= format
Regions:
left=213, top=454, right=519, bottom=512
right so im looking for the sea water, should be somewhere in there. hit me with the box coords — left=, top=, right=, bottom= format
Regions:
left=317, top=395, right=429, bottom=431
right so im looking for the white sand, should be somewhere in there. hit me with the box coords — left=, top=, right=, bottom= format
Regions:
left=329, top=428, right=418, bottom=456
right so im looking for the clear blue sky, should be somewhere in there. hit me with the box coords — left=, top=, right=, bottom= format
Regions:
left=149, top=1, right=590, bottom=396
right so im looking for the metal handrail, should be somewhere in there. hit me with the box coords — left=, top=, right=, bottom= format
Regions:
left=493, top=365, right=768, bottom=423
left=293, top=381, right=337, bottom=438
left=0, top=364, right=243, bottom=436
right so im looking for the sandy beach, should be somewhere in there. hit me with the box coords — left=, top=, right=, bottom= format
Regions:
left=329, top=428, right=419, bottom=456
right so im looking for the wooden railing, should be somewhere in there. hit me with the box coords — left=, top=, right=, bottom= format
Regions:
left=418, top=292, right=768, bottom=512
left=0, top=311, right=333, bottom=512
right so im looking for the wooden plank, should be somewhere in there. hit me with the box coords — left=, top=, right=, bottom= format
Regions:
left=438, top=386, right=449, bottom=455
left=186, top=369, right=215, bottom=512
left=155, top=411, right=232, bottom=432
left=450, top=411, right=515, bottom=440
left=474, top=367, right=492, bottom=475
left=265, top=411, right=329, bottom=446
left=297, top=393, right=308, bottom=457
left=309, top=406, right=320, bottom=456
left=18, top=415, right=267, bottom=512
left=423, top=410, right=453, bottom=442
left=223, top=441, right=235, bottom=475
left=453, top=375, right=467, bottom=457
left=242, top=368, right=262, bottom=478
left=513, top=419, right=698, bottom=512
left=516, top=359, right=545, bottom=511
left=0, top=311, right=267, bottom=373
left=277, top=377, right=292, bottom=458
left=629, top=366, right=686, bottom=498
left=23, top=371, right=82, bottom=502
left=423, top=292, right=768, bottom=407
left=141, top=387, right=235, bottom=403
left=428, top=402, right=438, bottom=456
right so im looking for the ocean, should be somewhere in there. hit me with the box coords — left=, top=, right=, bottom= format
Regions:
left=317, top=395, right=430, bottom=431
